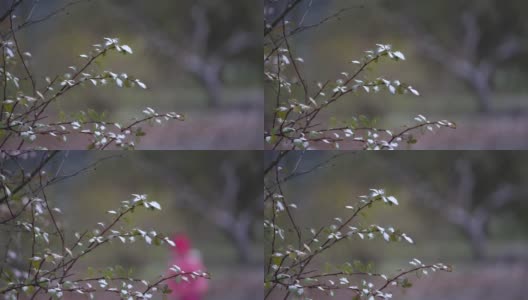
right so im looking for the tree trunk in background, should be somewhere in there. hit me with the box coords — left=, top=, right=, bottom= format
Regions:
left=201, top=63, right=223, bottom=108
left=465, top=222, right=488, bottom=260
left=471, top=67, right=494, bottom=113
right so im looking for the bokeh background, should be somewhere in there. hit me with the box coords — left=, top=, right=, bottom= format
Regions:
left=268, top=151, right=528, bottom=299
left=265, top=0, right=528, bottom=149
left=1, top=0, right=262, bottom=149
left=1, top=151, right=263, bottom=299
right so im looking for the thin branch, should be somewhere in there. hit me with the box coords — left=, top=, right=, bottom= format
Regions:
left=0, top=150, right=58, bottom=205
left=9, top=13, right=36, bottom=94
left=265, top=151, right=289, bottom=176
left=0, top=0, right=24, bottom=24
left=4, top=0, right=98, bottom=38
left=265, top=0, right=305, bottom=37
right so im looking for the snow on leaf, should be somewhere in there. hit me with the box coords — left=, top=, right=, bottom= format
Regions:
left=120, top=45, right=133, bottom=54
left=383, top=232, right=390, bottom=242
left=149, top=201, right=161, bottom=210
left=136, top=80, right=147, bottom=89
left=392, top=51, right=405, bottom=60
left=409, top=86, right=420, bottom=96
left=386, top=196, right=399, bottom=205
left=144, top=235, right=152, bottom=245
left=166, top=238, right=176, bottom=247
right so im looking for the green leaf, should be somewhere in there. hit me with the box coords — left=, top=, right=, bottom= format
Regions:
left=135, top=127, right=146, bottom=137
left=402, top=278, right=413, bottom=288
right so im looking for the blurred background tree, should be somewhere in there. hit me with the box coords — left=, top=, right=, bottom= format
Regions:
left=382, top=0, right=528, bottom=113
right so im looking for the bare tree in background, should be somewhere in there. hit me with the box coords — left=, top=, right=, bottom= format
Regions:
left=396, top=158, right=518, bottom=260
left=177, top=5, right=258, bottom=108
left=383, top=1, right=527, bottom=113
left=167, top=156, right=262, bottom=264
left=110, top=0, right=259, bottom=108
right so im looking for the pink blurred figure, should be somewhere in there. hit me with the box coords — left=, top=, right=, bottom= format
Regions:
left=168, top=234, right=208, bottom=300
